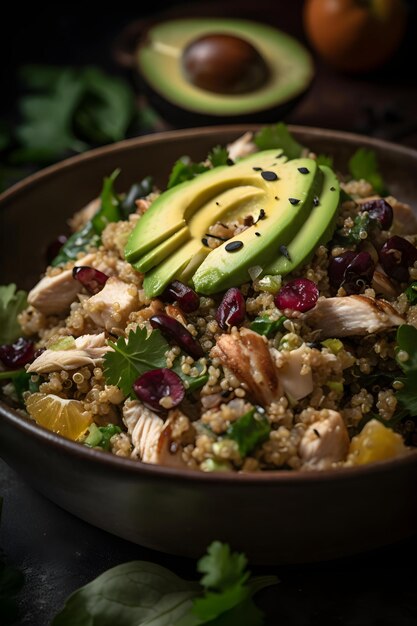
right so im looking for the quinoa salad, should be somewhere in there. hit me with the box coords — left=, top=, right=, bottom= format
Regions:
left=1, top=125, right=417, bottom=473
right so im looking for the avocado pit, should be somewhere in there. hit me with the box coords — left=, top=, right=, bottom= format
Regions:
left=181, top=33, right=269, bottom=95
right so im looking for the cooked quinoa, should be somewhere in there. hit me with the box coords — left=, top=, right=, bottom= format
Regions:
left=3, top=132, right=417, bottom=472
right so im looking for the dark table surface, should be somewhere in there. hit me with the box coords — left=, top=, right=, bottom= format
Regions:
left=2, top=2, right=417, bottom=624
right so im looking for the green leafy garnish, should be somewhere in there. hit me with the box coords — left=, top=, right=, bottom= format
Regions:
left=316, top=154, right=333, bottom=168
left=336, top=212, right=377, bottom=245
left=119, top=177, right=153, bottom=220
left=91, top=169, right=121, bottom=234
left=250, top=315, right=286, bottom=337
left=405, top=282, right=417, bottom=305
left=208, top=145, right=229, bottom=167
left=84, top=423, right=122, bottom=451
left=227, top=408, right=271, bottom=457
left=167, top=156, right=210, bottom=189
left=0, top=284, right=27, bottom=345
left=395, top=324, right=417, bottom=417
left=52, top=541, right=277, bottom=625
left=104, top=327, right=167, bottom=397
left=348, top=147, right=388, bottom=196
left=254, top=122, right=304, bottom=160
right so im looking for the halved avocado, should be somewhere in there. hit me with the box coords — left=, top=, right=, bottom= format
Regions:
left=136, top=18, right=313, bottom=125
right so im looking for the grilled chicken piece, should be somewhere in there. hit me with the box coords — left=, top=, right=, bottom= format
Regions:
left=227, top=132, right=257, bottom=161
left=27, top=332, right=111, bottom=373
left=211, top=328, right=282, bottom=405
left=277, top=346, right=313, bottom=401
left=123, top=400, right=187, bottom=467
left=84, top=277, right=138, bottom=332
left=27, top=253, right=96, bottom=315
left=299, top=410, right=349, bottom=470
left=372, top=265, right=399, bottom=298
left=305, top=296, right=404, bottom=338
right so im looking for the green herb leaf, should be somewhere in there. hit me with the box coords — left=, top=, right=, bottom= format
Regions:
left=52, top=561, right=200, bottom=626
left=336, top=212, right=377, bottom=245
left=119, top=177, right=153, bottom=220
left=316, top=154, right=333, bottom=168
left=167, top=156, right=210, bottom=190
left=395, top=325, right=417, bottom=417
left=51, top=220, right=99, bottom=266
left=250, top=315, right=286, bottom=337
left=198, top=542, right=248, bottom=591
left=254, top=122, right=304, bottom=160
left=104, top=327, right=168, bottom=397
left=227, top=408, right=271, bottom=456
left=208, top=145, right=229, bottom=167
left=405, top=282, right=417, bottom=305
left=0, top=284, right=27, bottom=345
left=84, top=423, right=122, bottom=451
left=348, top=148, right=388, bottom=196
left=92, top=169, right=121, bottom=234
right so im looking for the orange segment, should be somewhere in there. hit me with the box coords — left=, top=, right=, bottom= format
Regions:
left=348, top=419, right=407, bottom=466
left=26, top=393, right=92, bottom=441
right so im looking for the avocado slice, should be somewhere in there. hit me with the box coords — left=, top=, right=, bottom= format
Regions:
left=125, top=149, right=286, bottom=266
left=136, top=18, right=313, bottom=123
left=192, top=159, right=323, bottom=294
left=265, top=165, right=340, bottom=276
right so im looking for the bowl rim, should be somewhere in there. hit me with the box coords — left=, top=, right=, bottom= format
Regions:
left=1, top=123, right=417, bottom=485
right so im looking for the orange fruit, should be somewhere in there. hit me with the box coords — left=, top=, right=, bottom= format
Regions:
left=303, top=0, right=406, bottom=73
left=26, top=393, right=92, bottom=441
left=348, top=419, right=407, bottom=465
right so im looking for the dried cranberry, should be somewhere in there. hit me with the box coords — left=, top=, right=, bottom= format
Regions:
left=360, top=199, right=393, bottom=231
left=150, top=313, right=204, bottom=360
left=133, top=368, right=185, bottom=412
left=161, top=280, right=200, bottom=313
left=72, top=266, right=109, bottom=295
left=275, top=278, right=319, bottom=312
left=329, top=251, right=375, bottom=294
left=0, top=337, right=35, bottom=369
left=46, top=235, right=68, bottom=265
left=216, top=288, right=246, bottom=330
left=379, top=236, right=417, bottom=282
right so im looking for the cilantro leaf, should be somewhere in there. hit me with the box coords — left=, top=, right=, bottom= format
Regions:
left=316, top=154, right=333, bottom=168
left=250, top=315, right=286, bottom=337
left=104, top=327, right=168, bottom=397
left=198, top=542, right=248, bottom=591
left=208, top=145, right=229, bottom=167
left=254, top=122, right=304, bottom=159
left=167, top=156, right=210, bottom=189
left=405, top=282, right=417, bottom=305
left=227, top=408, right=271, bottom=456
left=348, top=148, right=388, bottom=196
left=91, top=169, right=121, bottom=234
left=0, top=284, right=27, bottom=345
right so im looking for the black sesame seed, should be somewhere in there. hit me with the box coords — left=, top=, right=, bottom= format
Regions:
left=313, top=196, right=320, bottom=207
left=227, top=158, right=234, bottom=166
left=313, top=428, right=321, bottom=438
left=252, top=166, right=263, bottom=171
left=261, top=170, right=278, bottom=181
left=274, top=196, right=279, bottom=201
left=255, top=232, right=261, bottom=237
left=225, top=241, right=244, bottom=252
left=258, top=209, right=266, bottom=220
left=202, top=238, right=209, bottom=247
left=289, top=198, right=300, bottom=205
left=279, top=244, right=292, bottom=261
left=204, top=233, right=228, bottom=242
left=330, top=186, right=336, bottom=191
left=298, top=167, right=310, bottom=174
left=215, top=201, right=220, bottom=206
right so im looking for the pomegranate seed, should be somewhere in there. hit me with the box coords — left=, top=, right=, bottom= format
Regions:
left=133, top=368, right=185, bottom=412
left=360, top=199, right=393, bottom=231
left=379, top=236, right=417, bottom=282
left=275, top=278, right=319, bottom=312
left=162, top=280, right=200, bottom=313
left=72, top=266, right=109, bottom=295
left=46, top=235, right=68, bottom=265
left=0, top=337, right=35, bottom=369
left=150, top=313, right=203, bottom=360
left=329, top=251, right=375, bottom=294
left=216, top=288, right=246, bottom=330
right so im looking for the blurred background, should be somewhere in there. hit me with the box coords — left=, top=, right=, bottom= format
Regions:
left=0, top=0, right=416, bottom=191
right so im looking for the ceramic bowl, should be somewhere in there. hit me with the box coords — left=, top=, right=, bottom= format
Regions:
left=1, top=126, right=417, bottom=564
